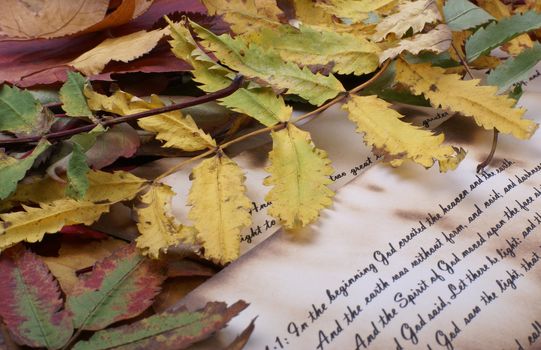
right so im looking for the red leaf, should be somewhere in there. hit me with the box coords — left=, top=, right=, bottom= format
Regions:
left=59, top=225, right=109, bottom=239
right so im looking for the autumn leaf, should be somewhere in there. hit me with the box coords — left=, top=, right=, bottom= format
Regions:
left=0, top=139, right=50, bottom=200
left=244, top=24, right=381, bottom=75
left=69, top=27, right=170, bottom=76
left=59, top=72, right=93, bottom=118
left=72, top=301, right=249, bottom=350
left=201, top=0, right=284, bottom=34
left=342, top=95, right=464, bottom=171
left=65, top=143, right=90, bottom=199
left=0, top=199, right=111, bottom=250
left=135, top=183, right=193, bottom=259
left=66, top=244, right=165, bottom=330
left=373, top=0, right=441, bottom=42
left=264, top=124, right=334, bottom=230
left=316, top=0, right=397, bottom=23
left=443, top=0, right=495, bottom=31
left=0, top=85, right=42, bottom=133
left=379, top=25, right=452, bottom=63
left=188, top=155, right=252, bottom=264
left=190, top=20, right=345, bottom=106
left=395, top=59, right=538, bottom=139
left=0, top=246, right=72, bottom=349
left=168, top=20, right=291, bottom=126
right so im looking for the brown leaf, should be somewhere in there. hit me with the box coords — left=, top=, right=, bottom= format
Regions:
left=225, top=318, right=257, bottom=350
left=80, top=0, right=155, bottom=35
left=0, top=0, right=110, bottom=39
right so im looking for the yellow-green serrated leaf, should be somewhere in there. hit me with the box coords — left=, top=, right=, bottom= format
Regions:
left=201, top=0, right=284, bottom=34
left=167, top=20, right=291, bottom=125
left=379, top=24, right=452, bottom=63
left=395, top=59, right=538, bottom=139
left=10, top=170, right=146, bottom=205
left=136, top=184, right=192, bottom=259
left=190, top=21, right=345, bottom=106
left=264, top=124, right=334, bottom=230
left=373, top=0, right=441, bottom=42
left=0, top=199, right=110, bottom=250
left=244, top=24, right=380, bottom=76
left=85, top=88, right=215, bottom=151
left=342, top=95, right=464, bottom=171
left=316, top=0, right=397, bottom=23
left=188, top=155, right=251, bottom=264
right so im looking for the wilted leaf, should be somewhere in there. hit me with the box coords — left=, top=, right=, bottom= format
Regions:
left=264, top=124, right=334, bottom=229
left=380, top=25, right=452, bottom=63
left=373, top=0, right=441, bottom=42
left=342, top=95, right=464, bottom=171
left=66, top=143, right=90, bottom=199
left=487, top=42, right=541, bottom=93
left=0, top=85, right=42, bottom=133
left=136, top=183, right=192, bottom=258
left=188, top=155, right=251, bottom=264
left=72, top=301, right=249, bottom=350
left=86, top=124, right=141, bottom=169
left=465, top=11, right=541, bottom=61
left=70, top=28, right=170, bottom=76
left=0, top=140, right=50, bottom=200
left=0, top=246, right=72, bottom=349
left=0, top=0, right=109, bottom=39
left=245, top=24, right=381, bottom=75
left=0, top=199, right=111, bottom=250
left=226, top=317, right=257, bottom=350
left=168, top=20, right=291, bottom=126
left=191, top=21, right=345, bottom=106
left=443, top=0, right=494, bottom=31
left=201, top=0, right=284, bottom=34
left=59, top=72, right=92, bottom=117
left=67, top=244, right=165, bottom=331
left=395, top=59, right=538, bottom=139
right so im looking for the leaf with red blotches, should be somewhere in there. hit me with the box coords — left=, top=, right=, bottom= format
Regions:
left=0, top=246, right=73, bottom=349
left=66, top=244, right=166, bottom=331
left=72, top=300, right=249, bottom=350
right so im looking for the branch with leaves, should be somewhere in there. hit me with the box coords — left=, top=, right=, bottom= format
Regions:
left=1, top=0, right=541, bottom=347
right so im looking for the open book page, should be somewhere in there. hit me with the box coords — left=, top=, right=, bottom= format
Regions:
left=178, top=78, right=541, bottom=349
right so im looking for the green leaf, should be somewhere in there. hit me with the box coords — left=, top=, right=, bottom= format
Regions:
left=66, top=244, right=165, bottom=331
left=444, top=0, right=494, bottom=31
left=190, top=20, right=345, bottom=106
left=465, top=11, right=541, bottom=61
left=0, top=85, right=42, bottom=133
left=59, top=72, right=93, bottom=117
left=487, top=42, right=541, bottom=93
left=0, top=246, right=72, bottom=350
left=72, top=301, right=248, bottom=350
left=0, top=139, right=50, bottom=200
left=66, top=143, right=90, bottom=199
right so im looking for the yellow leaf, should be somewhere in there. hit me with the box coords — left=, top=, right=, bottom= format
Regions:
left=190, top=21, right=345, bottom=106
left=10, top=170, right=146, bottom=205
left=245, top=24, right=381, bottom=76
left=167, top=19, right=292, bottom=126
left=316, top=0, right=398, bottom=23
left=85, top=88, right=216, bottom=151
left=264, top=124, right=334, bottom=230
left=342, top=95, right=464, bottom=171
left=188, top=155, right=251, bottom=264
left=395, top=59, right=538, bottom=139
left=293, top=0, right=335, bottom=26
left=136, top=183, right=193, bottom=259
left=373, top=0, right=441, bottom=42
left=0, top=199, right=110, bottom=250
left=70, top=28, right=170, bottom=75
left=201, top=0, right=284, bottom=35
left=379, top=24, right=451, bottom=63
left=0, top=0, right=109, bottom=39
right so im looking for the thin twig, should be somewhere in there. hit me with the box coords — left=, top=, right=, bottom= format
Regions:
left=476, top=130, right=499, bottom=173
left=0, top=76, right=245, bottom=146
left=155, top=61, right=392, bottom=179
left=451, top=43, right=475, bottom=79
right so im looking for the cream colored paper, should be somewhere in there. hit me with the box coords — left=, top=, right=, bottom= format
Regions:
left=179, top=73, right=541, bottom=349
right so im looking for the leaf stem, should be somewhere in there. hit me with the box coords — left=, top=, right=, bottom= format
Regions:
left=155, top=61, right=392, bottom=179
left=476, top=129, right=499, bottom=173
left=0, top=76, right=245, bottom=146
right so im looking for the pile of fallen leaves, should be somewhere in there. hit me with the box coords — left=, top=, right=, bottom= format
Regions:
left=1, top=0, right=541, bottom=348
